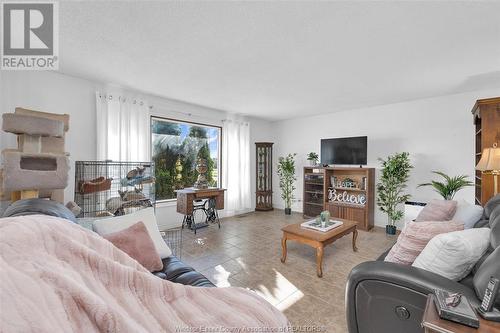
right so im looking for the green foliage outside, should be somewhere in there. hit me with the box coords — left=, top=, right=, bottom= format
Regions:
left=377, top=152, right=413, bottom=226
left=418, top=171, right=473, bottom=200
left=152, top=119, right=219, bottom=200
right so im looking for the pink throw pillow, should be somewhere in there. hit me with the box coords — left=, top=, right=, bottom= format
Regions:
left=384, top=221, right=463, bottom=265
left=103, top=221, right=163, bottom=272
left=415, top=199, right=457, bottom=222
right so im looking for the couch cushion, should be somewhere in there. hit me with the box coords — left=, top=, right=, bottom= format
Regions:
left=384, top=221, right=463, bottom=265
left=460, top=273, right=475, bottom=290
left=170, top=270, right=215, bottom=287
left=154, top=256, right=215, bottom=287
left=159, top=256, right=195, bottom=280
left=412, top=228, right=490, bottom=281
left=93, top=208, right=172, bottom=258
left=474, top=219, right=490, bottom=228
left=103, top=221, right=163, bottom=272
left=490, top=207, right=500, bottom=249
left=377, top=247, right=392, bottom=261
left=452, top=200, right=483, bottom=229
left=483, top=194, right=500, bottom=219
left=490, top=205, right=500, bottom=227
left=472, top=247, right=493, bottom=275
left=2, top=198, right=76, bottom=222
left=415, top=199, right=457, bottom=222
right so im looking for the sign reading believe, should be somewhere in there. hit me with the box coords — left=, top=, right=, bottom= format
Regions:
left=328, top=188, right=366, bottom=206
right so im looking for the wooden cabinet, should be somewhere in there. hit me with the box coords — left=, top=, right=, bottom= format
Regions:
left=303, top=171, right=325, bottom=218
left=255, top=142, right=273, bottom=211
left=328, top=203, right=366, bottom=226
left=472, top=97, right=500, bottom=205
left=303, top=166, right=375, bottom=231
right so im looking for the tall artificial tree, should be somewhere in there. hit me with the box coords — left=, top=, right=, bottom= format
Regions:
left=277, top=153, right=297, bottom=213
left=377, top=152, right=413, bottom=228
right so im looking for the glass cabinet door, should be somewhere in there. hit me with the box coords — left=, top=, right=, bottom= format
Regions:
left=255, top=143, right=273, bottom=211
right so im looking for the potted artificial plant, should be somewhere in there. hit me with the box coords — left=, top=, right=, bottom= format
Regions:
left=417, top=171, right=473, bottom=200
left=307, top=152, right=319, bottom=166
left=377, top=152, right=413, bottom=235
left=277, top=153, right=297, bottom=215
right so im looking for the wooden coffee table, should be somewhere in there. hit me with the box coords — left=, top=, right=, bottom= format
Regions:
left=280, top=219, right=358, bottom=277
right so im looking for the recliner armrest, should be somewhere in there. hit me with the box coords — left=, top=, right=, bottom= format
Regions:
left=347, top=261, right=478, bottom=302
left=346, top=261, right=479, bottom=333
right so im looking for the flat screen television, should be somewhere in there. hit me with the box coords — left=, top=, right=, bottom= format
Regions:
left=321, top=136, right=367, bottom=165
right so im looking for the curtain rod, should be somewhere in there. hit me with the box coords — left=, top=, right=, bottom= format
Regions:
left=97, top=93, right=150, bottom=107
left=149, top=104, right=229, bottom=123
left=98, top=92, right=237, bottom=123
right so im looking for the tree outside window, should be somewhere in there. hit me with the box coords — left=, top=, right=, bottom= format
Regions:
left=151, top=117, right=221, bottom=201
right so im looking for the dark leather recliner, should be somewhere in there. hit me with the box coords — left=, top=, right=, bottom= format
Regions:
left=153, top=256, right=215, bottom=287
left=346, top=195, right=500, bottom=333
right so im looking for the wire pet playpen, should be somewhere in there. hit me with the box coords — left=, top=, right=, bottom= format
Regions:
left=74, top=161, right=156, bottom=218
left=74, top=160, right=182, bottom=257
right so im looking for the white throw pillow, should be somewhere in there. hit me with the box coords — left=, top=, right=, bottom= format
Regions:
left=413, top=228, right=490, bottom=281
left=452, top=200, right=484, bottom=229
left=93, top=207, right=172, bottom=258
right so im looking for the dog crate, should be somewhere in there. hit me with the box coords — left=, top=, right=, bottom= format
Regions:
left=74, top=161, right=156, bottom=218
left=160, top=227, right=183, bottom=258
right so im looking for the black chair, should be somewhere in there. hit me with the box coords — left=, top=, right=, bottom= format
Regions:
left=345, top=194, right=500, bottom=333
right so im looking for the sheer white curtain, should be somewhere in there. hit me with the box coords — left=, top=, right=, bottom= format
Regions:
left=96, top=92, right=150, bottom=162
left=222, top=119, right=251, bottom=213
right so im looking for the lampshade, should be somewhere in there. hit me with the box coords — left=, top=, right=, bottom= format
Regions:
left=476, top=146, right=500, bottom=172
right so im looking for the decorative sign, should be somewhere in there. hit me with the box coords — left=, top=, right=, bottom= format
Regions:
left=328, top=188, right=366, bottom=206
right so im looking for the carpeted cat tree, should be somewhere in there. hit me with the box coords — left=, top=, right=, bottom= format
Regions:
left=1, top=108, right=70, bottom=203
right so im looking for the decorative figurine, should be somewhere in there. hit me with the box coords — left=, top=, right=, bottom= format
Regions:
left=193, top=158, right=209, bottom=189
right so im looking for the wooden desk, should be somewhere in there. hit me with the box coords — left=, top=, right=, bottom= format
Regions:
left=175, top=188, right=226, bottom=233
left=175, top=188, right=226, bottom=215
left=422, top=295, right=500, bottom=333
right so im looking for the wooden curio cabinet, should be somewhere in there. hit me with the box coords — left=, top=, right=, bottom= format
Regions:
left=255, top=142, right=273, bottom=211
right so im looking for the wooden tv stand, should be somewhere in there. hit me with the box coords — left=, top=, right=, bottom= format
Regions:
left=303, top=166, right=375, bottom=231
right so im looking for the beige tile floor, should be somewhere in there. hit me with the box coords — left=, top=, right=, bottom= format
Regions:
left=179, top=210, right=396, bottom=333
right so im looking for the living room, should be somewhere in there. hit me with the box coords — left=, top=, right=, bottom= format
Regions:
left=1, top=1, right=500, bottom=333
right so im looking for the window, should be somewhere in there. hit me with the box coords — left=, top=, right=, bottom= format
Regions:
left=151, top=117, right=221, bottom=201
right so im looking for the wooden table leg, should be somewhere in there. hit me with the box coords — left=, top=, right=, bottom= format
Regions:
left=316, top=245, right=324, bottom=277
left=352, top=228, right=358, bottom=252
left=281, top=236, right=287, bottom=263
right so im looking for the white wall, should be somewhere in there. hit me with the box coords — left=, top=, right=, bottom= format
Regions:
left=271, top=88, right=500, bottom=227
left=2, top=70, right=498, bottom=228
left=1, top=71, right=97, bottom=200
left=0, top=71, right=272, bottom=228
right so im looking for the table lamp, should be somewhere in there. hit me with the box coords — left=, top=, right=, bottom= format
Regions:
left=476, top=143, right=500, bottom=195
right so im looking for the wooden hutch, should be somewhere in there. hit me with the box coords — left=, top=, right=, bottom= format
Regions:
left=303, top=166, right=375, bottom=231
left=472, top=97, right=500, bottom=205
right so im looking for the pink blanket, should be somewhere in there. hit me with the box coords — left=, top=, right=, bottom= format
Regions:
left=0, top=215, right=289, bottom=332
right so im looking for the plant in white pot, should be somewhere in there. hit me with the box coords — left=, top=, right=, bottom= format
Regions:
left=307, top=152, right=319, bottom=166
left=377, top=152, right=413, bottom=235
left=417, top=171, right=473, bottom=200
left=277, top=153, right=297, bottom=215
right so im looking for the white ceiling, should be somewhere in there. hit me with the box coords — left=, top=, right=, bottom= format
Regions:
left=59, top=1, right=500, bottom=121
